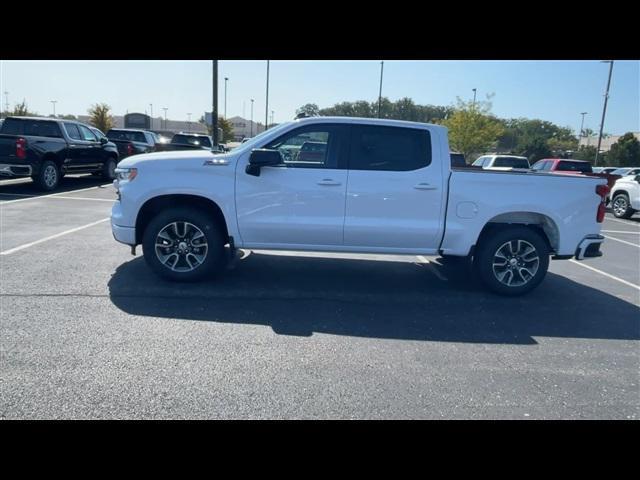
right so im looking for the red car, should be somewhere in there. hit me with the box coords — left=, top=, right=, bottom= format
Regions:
left=531, top=158, right=621, bottom=191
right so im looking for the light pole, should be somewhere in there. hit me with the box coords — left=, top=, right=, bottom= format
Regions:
left=224, top=77, right=229, bottom=119
left=377, top=61, right=384, bottom=118
left=472, top=88, right=477, bottom=108
left=579, top=112, right=588, bottom=140
left=162, top=108, right=168, bottom=129
left=250, top=99, right=254, bottom=137
left=212, top=60, right=219, bottom=146
left=265, top=60, right=270, bottom=130
left=595, top=60, right=614, bottom=166
left=50, top=100, right=57, bottom=117
left=187, top=113, right=192, bottom=132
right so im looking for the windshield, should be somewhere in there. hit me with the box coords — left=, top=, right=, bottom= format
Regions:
left=232, top=122, right=293, bottom=154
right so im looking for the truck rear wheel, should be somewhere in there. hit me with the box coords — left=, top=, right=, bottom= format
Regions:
left=474, top=226, right=549, bottom=296
left=142, top=208, right=226, bottom=282
left=33, top=160, right=60, bottom=191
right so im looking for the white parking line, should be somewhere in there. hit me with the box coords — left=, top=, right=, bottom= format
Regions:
left=603, top=235, right=640, bottom=248
left=416, top=255, right=448, bottom=281
left=601, top=230, right=640, bottom=234
left=569, top=260, right=640, bottom=291
left=0, top=218, right=110, bottom=255
left=605, top=217, right=640, bottom=227
left=0, top=184, right=111, bottom=205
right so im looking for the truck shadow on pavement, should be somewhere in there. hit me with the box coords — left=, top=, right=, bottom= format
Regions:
left=0, top=175, right=109, bottom=200
left=107, top=252, right=640, bottom=345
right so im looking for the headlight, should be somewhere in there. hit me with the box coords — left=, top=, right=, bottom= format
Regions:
left=115, top=167, right=137, bottom=182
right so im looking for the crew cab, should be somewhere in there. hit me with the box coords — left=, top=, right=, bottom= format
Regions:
left=610, top=174, right=640, bottom=219
left=472, top=154, right=530, bottom=170
left=106, top=128, right=157, bottom=159
left=111, top=117, right=608, bottom=296
left=0, top=116, right=119, bottom=190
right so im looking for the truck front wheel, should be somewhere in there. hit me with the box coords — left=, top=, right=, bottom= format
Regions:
left=474, top=226, right=549, bottom=296
left=142, top=208, right=226, bottom=282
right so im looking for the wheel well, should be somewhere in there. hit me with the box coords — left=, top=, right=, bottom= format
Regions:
left=41, top=152, right=63, bottom=168
left=135, top=194, right=229, bottom=245
left=475, top=212, right=559, bottom=254
left=612, top=190, right=629, bottom=198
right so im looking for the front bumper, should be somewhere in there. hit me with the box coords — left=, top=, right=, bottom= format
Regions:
left=574, top=235, right=604, bottom=260
left=0, top=163, right=32, bottom=177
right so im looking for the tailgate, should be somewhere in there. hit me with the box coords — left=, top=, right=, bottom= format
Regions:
left=0, top=134, right=18, bottom=159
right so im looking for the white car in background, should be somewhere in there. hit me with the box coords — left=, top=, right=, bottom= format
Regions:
left=472, top=154, right=530, bottom=170
left=610, top=167, right=640, bottom=177
left=610, top=174, right=640, bottom=218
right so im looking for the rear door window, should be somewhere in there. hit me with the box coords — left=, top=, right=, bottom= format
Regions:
left=64, top=123, right=83, bottom=141
left=78, top=125, right=98, bottom=142
left=349, top=125, right=431, bottom=171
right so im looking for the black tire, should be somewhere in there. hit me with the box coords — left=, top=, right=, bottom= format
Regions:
left=612, top=193, right=635, bottom=219
left=474, top=226, right=550, bottom=296
left=102, top=157, right=117, bottom=180
left=32, top=160, right=60, bottom=191
left=142, top=207, right=226, bottom=282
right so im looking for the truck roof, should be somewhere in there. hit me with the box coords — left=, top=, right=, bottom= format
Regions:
left=290, top=116, right=446, bottom=131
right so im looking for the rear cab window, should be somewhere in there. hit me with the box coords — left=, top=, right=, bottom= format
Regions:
left=1, top=118, right=61, bottom=138
left=556, top=161, right=592, bottom=173
left=493, top=157, right=530, bottom=168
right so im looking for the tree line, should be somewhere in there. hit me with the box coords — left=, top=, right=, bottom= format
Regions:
left=296, top=97, right=640, bottom=167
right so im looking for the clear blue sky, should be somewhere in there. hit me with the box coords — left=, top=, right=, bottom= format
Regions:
left=1, top=60, right=638, bottom=135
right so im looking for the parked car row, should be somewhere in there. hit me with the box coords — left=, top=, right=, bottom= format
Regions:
left=0, top=116, right=230, bottom=191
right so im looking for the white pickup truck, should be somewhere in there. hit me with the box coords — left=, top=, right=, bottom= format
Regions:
left=111, top=117, right=608, bottom=295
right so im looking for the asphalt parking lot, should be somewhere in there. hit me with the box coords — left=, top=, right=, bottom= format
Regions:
left=1, top=175, right=638, bottom=419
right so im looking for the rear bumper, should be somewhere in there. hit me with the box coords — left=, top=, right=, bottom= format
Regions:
left=574, top=235, right=604, bottom=260
left=0, top=163, right=32, bottom=177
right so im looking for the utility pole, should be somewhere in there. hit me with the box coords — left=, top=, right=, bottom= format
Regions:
left=250, top=99, right=254, bottom=137
left=50, top=100, right=57, bottom=117
left=162, top=108, right=168, bottom=129
left=224, top=77, right=229, bottom=119
left=579, top=112, right=587, bottom=140
left=265, top=60, right=270, bottom=130
left=213, top=60, right=219, bottom=146
left=377, top=61, right=384, bottom=118
left=595, top=60, right=614, bottom=167
left=472, top=88, right=477, bottom=108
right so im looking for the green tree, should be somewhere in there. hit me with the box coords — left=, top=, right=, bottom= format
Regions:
left=573, top=145, right=598, bottom=163
left=199, top=115, right=234, bottom=143
left=606, top=133, right=640, bottom=167
left=88, top=103, right=114, bottom=132
left=442, top=97, right=504, bottom=160
left=11, top=100, right=37, bottom=116
left=296, top=103, right=320, bottom=118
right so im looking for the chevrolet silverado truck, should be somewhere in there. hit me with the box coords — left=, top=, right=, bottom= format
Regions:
left=111, top=117, right=608, bottom=295
left=0, top=116, right=119, bottom=190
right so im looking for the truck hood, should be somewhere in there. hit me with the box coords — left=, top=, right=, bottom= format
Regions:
left=117, top=149, right=232, bottom=169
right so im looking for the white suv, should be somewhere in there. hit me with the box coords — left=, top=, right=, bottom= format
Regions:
left=610, top=174, right=640, bottom=218
left=472, top=155, right=530, bottom=170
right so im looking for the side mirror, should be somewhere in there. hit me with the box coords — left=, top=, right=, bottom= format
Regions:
left=100, top=137, right=108, bottom=145
left=246, top=149, right=282, bottom=176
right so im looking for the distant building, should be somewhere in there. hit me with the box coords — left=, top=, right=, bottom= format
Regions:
left=227, top=116, right=267, bottom=141
left=578, top=132, right=640, bottom=152
left=76, top=114, right=208, bottom=135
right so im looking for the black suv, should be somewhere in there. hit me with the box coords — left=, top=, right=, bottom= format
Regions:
left=0, top=116, right=120, bottom=191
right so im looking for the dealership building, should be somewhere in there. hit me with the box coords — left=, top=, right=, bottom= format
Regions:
left=578, top=132, right=640, bottom=152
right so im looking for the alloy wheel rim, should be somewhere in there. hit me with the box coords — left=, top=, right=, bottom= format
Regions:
left=492, top=239, right=540, bottom=287
left=44, top=165, right=57, bottom=187
left=155, top=222, right=208, bottom=272
left=613, top=197, right=627, bottom=216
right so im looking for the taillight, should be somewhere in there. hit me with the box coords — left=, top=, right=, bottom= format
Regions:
left=127, top=143, right=134, bottom=156
left=16, top=137, right=27, bottom=159
left=596, top=184, right=609, bottom=223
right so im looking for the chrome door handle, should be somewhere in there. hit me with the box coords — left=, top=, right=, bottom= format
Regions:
left=414, top=183, right=437, bottom=190
left=317, top=179, right=341, bottom=186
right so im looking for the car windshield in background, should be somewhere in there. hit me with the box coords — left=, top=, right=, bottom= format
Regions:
left=557, top=161, right=592, bottom=173
left=611, top=168, right=640, bottom=176
left=172, top=134, right=212, bottom=148
left=493, top=157, right=529, bottom=168
left=107, top=130, right=146, bottom=143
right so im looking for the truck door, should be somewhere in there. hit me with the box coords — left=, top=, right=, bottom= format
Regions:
left=235, top=124, right=349, bottom=247
left=343, top=124, right=445, bottom=251
left=62, top=122, right=92, bottom=171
